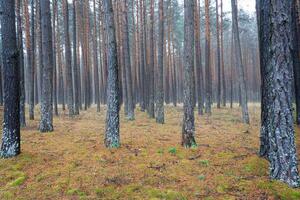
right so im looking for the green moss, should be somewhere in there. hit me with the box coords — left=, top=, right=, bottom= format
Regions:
left=66, top=188, right=86, bottom=197
left=1, top=191, right=14, bottom=199
left=95, top=186, right=118, bottom=198
left=146, top=188, right=187, bottom=200
left=8, top=176, right=26, bottom=187
left=243, top=157, right=268, bottom=176
left=168, top=147, right=177, bottom=155
left=199, top=160, right=209, bottom=167
left=258, top=181, right=300, bottom=200
left=198, top=175, right=206, bottom=181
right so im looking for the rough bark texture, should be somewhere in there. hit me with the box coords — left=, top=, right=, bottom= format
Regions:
left=122, top=0, right=135, bottom=120
left=0, top=0, right=21, bottom=158
left=93, top=0, right=100, bottom=112
left=156, top=0, right=165, bottom=124
left=257, top=0, right=300, bottom=187
left=39, top=0, right=54, bottom=132
left=16, top=0, right=26, bottom=128
left=104, top=0, right=120, bottom=148
left=204, top=0, right=212, bottom=114
left=231, top=0, right=249, bottom=124
left=182, top=0, right=196, bottom=148
left=293, top=0, right=300, bottom=125
left=63, top=0, right=74, bottom=117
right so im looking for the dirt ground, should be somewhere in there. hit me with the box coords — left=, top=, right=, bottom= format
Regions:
left=1, top=104, right=300, bottom=200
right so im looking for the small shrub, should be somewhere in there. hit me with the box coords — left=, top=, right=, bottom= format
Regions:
left=168, top=147, right=177, bottom=155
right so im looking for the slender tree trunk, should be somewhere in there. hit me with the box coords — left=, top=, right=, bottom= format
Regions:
left=195, top=0, right=204, bottom=115
left=122, top=0, right=135, bottom=120
left=231, top=0, right=249, bottom=124
left=52, top=0, right=58, bottom=116
left=16, top=0, right=26, bottom=127
left=148, top=0, right=155, bottom=118
left=156, top=0, right=165, bottom=124
left=0, top=0, right=21, bottom=158
left=205, top=0, right=212, bottom=114
left=39, top=0, right=54, bottom=132
left=182, top=0, right=196, bottom=148
left=93, top=0, right=100, bottom=112
left=63, top=0, right=74, bottom=116
left=220, top=0, right=226, bottom=107
left=216, top=0, right=221, bottom=108
left=104, top=0, right=120, bottom=148
left=257, top=0, right=300, bottom=187
left=73, top=0, right=80, bottom=115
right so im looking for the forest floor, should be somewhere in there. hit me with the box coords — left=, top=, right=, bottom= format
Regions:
left=1, top=104, right=300, bottom=200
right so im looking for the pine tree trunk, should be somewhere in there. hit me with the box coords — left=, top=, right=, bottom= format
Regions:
left=16, top=0, right=26, bottom=128
left=182, top=0, right=196, bottom=148
left=63, top=0, right=74, bottom=116
left=122, top=0, right=135, bottom=120
left=39, top=0, right=54, bottom=132
left=258, top=0, right=300, bottom=187
left=0, top=0, right=21, bottom=158
left=216, top=0, right=221, bottom=109
left=205, top=0, right=212, bottom=114
left=104, top=0, right=120, bottom=148
left=156, top=0, right=165, bottom=124
left=231, top=0, right=249, bottom=124
left=52, top=0, right=58, bottom=116
left=148, top=0, right=155, bottom=118
left=73, top=0, right=80, bottom=115
left=220, top=0, right=226, bottom=107
left=195, top=0, right=204, bottom=115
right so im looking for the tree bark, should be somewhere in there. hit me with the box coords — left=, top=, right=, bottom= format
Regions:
left=104, top=0, right=120, bottom=148
left=205, top=0, right=212, bottom=114
left=257, top=0, right=300, bottom=187
left=156, top=0, right=165, bottom=124
left=182, top=0, right=196, bottom=148
left=0, top=0, right=21, bottom=157
left=231, top=0, right=249, bottom=124
left=39, top=0, right=54, bottom=132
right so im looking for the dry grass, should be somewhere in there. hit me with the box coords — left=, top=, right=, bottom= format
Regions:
left=1, top=104, right=300, bottom=199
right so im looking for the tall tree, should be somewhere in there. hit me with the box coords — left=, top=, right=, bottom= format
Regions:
left=17, top=0, right=26, bottom=127
left=231, top=0, right=249, bottom=124
left=216, top=0, right=221, bottom=108
left=73, top=0, right=80, bottom=115
left=195, top=0, right=204, bottom=115
left=39, top=0, right=54, bottom=132
left=148, top=0, right=155, bottom=118
left=182, top=0, right=196, bottom=147
left=220, top=0, right=226, bottom=107
left=122, top=0, right=135, bottom=120
left=205, top=0, right=212, bottom=114
left=93, top=0, right=100, bottom=112
left=52, top=0, right=58, bottom=116
left=257, top=0, right=300, bottom=187
left=103, top=0, right=120, bottom=148
left=156, top=0, right=165, bottom=124
left=63, top=0, right=74, bottom=116
left=24, top=0, right=35, bottom=120
left=0, top=0, right=21, bottom=157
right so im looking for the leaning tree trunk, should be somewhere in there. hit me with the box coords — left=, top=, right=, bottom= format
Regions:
left=39, top=0, right=54, bottom=132
left=16, top=0, right=26, bottom=128
left=0, top=0, right=21, bottom=158
left=257, top=0, right=300, bottom=187
left=63, top=0, right=74, bottom=117
left=156, top=0, right=165, bottom=124
left=231, top=0, right=249, bottom=124
left=182, top=0, right=196, bottom=148
left=103, top=0, right=120, bottom=148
